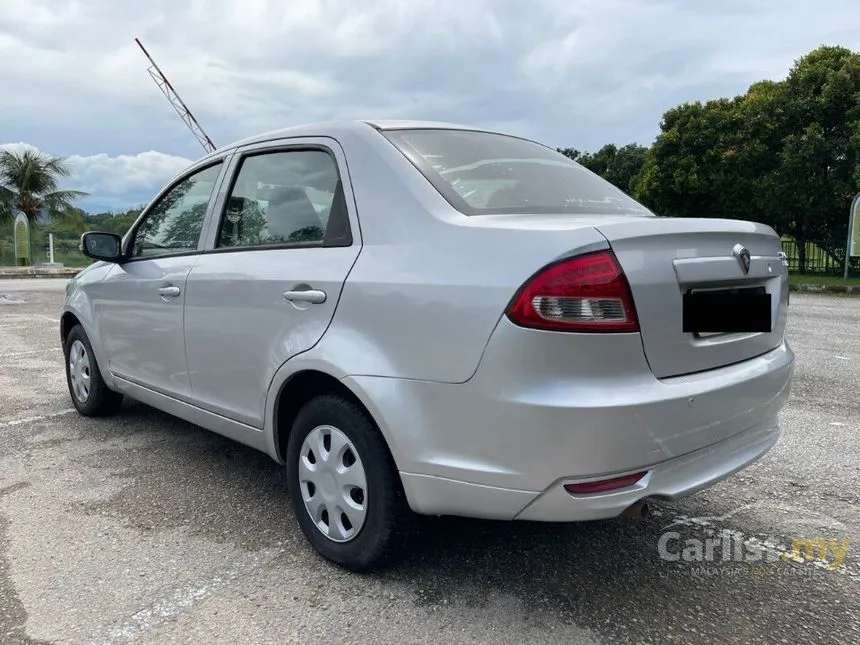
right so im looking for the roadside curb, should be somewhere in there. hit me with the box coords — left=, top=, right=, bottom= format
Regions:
left=0, top=267, right=83, bottom=279
left=789, top=283, right=860, bottom=295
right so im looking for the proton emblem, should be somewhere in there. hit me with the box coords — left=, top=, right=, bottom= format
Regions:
left=732, top=243, right=751, bottom=275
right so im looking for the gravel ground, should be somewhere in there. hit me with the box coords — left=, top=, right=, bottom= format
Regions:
left=1, top=279, right=858, bottom=645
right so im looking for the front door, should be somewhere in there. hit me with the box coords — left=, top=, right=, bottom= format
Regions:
left=93, top=161, right=226, bottom=400
left=183, top=143, right=360, bottom=427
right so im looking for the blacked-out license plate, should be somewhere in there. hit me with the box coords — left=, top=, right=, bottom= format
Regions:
left=682, top=290, right=772, bottom=333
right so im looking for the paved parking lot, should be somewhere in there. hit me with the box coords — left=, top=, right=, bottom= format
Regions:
left=1, top=279, right=859, bottom=645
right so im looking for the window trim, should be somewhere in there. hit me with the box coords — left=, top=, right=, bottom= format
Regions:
left=208, top=144, right=353, bottom=255
left=119, top=158, right=228, bottom=263
left=381, top=128, right=653, bottom=217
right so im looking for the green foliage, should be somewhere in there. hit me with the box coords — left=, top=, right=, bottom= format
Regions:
left=633, top=45, right=860, bottom=272
left=559, top=144, right=649, bottom=194
left=0, top=149, right=88, bottom=223
left=788, top=273, right=860, bottom=287
left=0, top=204, right=144, bottom=267
left=83, top=208, right=142, bottom=237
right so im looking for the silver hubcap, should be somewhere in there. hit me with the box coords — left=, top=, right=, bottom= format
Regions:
left=298, top=425, right=368, bottom=543
left=68, top=339, right=91, bottom=403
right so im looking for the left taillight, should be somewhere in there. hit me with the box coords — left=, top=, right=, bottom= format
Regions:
left=505, top=250, right=639, bottom=333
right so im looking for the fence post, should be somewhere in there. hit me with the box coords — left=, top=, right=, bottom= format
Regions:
left=49, top=233, right=55, bottom=265
left=846, top=193, right=860, bottom=280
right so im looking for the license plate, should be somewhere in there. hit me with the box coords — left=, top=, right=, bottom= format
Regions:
left=682, top=288, right=772, bottom=334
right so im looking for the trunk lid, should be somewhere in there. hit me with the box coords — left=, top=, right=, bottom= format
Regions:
left=593, top=217, right=789, bottom=379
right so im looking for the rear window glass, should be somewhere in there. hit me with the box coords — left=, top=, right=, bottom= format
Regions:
left=382, top=129, right=653, bottom=216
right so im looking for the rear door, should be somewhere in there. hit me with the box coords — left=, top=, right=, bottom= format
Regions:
left=183, top=138, right=361, bottom=427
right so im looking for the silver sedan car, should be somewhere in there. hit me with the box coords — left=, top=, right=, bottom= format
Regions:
left=61, top=120, right=794, bottom=571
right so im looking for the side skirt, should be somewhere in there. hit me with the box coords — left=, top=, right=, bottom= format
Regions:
left=111, top=375, right=271, bottom=456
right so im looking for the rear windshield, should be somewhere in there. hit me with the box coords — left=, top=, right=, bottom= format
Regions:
left=382, top=128, right=653, bottom=216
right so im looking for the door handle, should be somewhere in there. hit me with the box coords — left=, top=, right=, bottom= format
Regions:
left=157, top=286, right=181, bottom=298
left=283, top=289, right=326, bottom=304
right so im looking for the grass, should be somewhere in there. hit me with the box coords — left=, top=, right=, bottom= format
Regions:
left=51, top=251, right=88, bottom=267
left=788, top=273, right=860, bottom=287
left=0, top=245, right=88, bottom=268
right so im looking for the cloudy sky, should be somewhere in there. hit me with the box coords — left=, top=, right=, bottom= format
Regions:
left=1, top=0, right=858, bottom=213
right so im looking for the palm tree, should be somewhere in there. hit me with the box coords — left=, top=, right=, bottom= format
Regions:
left=0, top=149, right=88, bottom=223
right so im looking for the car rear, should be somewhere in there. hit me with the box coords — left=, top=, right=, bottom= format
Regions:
left=372, top=125, right=794, bottom=521
left=477, top=234, right=792, bottom=519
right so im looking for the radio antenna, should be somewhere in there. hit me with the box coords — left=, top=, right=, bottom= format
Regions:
left=134, top=38, right=217, bottom=154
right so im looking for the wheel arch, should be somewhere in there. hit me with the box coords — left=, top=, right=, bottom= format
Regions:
left=60, top=306, right=116, bottom=386
left=60, top=310, right=82, bottom=345
left=269, top=368, right=403, bottom=474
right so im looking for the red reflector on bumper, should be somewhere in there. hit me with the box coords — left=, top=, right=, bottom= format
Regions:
left=564, top=471, right=647, bottom=495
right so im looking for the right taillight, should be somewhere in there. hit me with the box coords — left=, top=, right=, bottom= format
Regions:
left=505, top=250, right=639, bottom=332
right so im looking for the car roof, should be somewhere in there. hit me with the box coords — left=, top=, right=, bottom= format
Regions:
left=193, top=119, right=525, bottom=165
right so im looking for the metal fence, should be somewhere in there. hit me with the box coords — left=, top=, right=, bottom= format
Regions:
left=779, top=239, right=856, bottom=275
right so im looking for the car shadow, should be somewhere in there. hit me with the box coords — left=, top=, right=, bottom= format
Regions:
left=72, top=400, right=858, bottom=644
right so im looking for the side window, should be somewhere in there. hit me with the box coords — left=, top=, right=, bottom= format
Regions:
left=217, top=149, right=341, bottom=249
left=130, top=162, right=223, bottom=258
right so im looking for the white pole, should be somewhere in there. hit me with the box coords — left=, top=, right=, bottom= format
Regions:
left=49, top=233, right=55, bottom=264
left=845, top=194, right=860, bottom=280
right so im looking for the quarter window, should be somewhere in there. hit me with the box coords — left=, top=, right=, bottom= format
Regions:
left=217, top=150, right=340, bottom=249
left=130, top=163, right=223, bottom=258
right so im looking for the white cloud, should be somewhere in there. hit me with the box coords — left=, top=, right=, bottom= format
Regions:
left=0, top=142, right=38, bottom=156
left=1, top=0, right=859, bottom=210
left=1, top=142, right=192, bottom=212
left=65, top=150, right=193, bottom=203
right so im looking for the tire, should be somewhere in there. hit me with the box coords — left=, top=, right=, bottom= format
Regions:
left=286, top=394, right=411, bottom=572
left=64, top=324, right=124, bottom=417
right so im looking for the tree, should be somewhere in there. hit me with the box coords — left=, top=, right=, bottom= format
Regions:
left=578, top=144, right=649, bottom=194
left=633, top=93, right=775, bottom=221
left=557, top=147, right=581, bottom=162
left=633, top=45, right=860, bottom=273
left=83, top=207, right=144, bottom=237
left=773, top=46, right=860, bottom=270
left=558, top=144, right=649, bottom=195
left=0, top=149, right=88, bottom=223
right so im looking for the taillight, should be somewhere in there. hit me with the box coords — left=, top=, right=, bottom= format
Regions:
left=505, top=250, right=639, bottom=332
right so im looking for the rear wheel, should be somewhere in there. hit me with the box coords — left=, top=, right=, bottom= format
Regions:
left=286, top=394, right=410, bottom=571
left=64, top=324, right=123, bottom=416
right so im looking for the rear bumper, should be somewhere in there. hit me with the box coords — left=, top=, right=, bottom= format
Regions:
left=396, top=419, right=780, bottom=522
left=344, top=322, right=794, bottom=521
left=513, top=419, right=779, bottom=521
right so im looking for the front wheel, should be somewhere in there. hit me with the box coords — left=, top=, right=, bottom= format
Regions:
left=286, top=394, right=411, bottom=571
left=64, top=324, right=123, bottom=417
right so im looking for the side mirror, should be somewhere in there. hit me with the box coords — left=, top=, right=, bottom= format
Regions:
left=80, top=231, right=122, bottom=263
